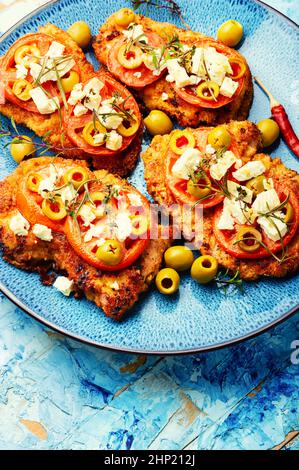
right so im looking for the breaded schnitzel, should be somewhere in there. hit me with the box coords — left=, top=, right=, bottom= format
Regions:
left=0, top=157, right=170, bottom=319
left=94, top=12, right=253, bottom=127
left=142, top=121, right=299, bottom=280
left=0, top=25, right=142, bottom=177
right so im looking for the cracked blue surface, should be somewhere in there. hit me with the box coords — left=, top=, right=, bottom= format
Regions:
left=0, top=0, right=298, bottom=450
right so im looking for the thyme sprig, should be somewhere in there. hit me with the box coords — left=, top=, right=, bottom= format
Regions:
left=132, top=0, right=190, bottom=29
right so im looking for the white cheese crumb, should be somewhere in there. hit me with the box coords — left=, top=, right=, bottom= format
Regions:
left=220, top=77, right=239, bottom=98
left=123, top=23, right=148, bottom=44
left=67, top=83, right=85, bottom=106
left=233, top=160, right=266, bottom=182
left=166, top=58, right=200, bottom=88
left=134, top=71, right=142, bottom=78
left=16, top=62, right=28, bottom=79
left=32, top=224, right=53, bottom=241
left=205, top=144, right=216, bottom=155
left=53, top=276, right=73, bottom=297
left=106, top=131, right=123, bottom=151
left=73, top=103, right=88, bottom=116
left=115, top=212, right=133, bottom=241
left=227, top=180, right=253, bottom=204
left=29, top=87, right=60, bottom=114
left=209, top=150, right=238, bottom=181
left=171, top=148, right=202, bottom=180
left=78, top=204, right=96, bottom=227
left=9, top=211, right=30, bottom=236
left=161, top=92, right=169, bottom=101
left=257, top=213, right=287, bottom=242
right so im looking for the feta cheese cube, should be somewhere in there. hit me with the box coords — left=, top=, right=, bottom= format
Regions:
left=217, top=204, right=235, bottom=230
left=220, top=77, right=239, bottom=98
left=123, top=23, right=148, bottom=43
left=73, top=103, right=88, bottom=116
left=133, top=71, right=142, bottom=78
left=78, top=204, right=96, bottom=227
left=56, top=184, right=77, bottom=205
left=191, top=47, right=206, bottom=79
left=227, top=180, right=253, bottom=204
left=209, top=150, right=238, bottom=181
left=98, top=104, right=123, bottom=129
left=53, top=276, right=73, bottom=296
left=29, top=87, right=60, bottom=114
left=166, top=59, right=200, bottom=88
left=257, top=213, right=287, bottom=242
left=161, top=92, right=169, bottom=101
left=252, top=189, right=280, bottom=215
left=83, top=77, right=104, bottom=112
left=204, top=47, right=232, bottom=85
left=205, top=144, right=216, bottom=155
left=67, top=83, right=85, bottom=105
left=9, top=211, right=30, bottom=236
left=93, top=133, right=107, bottom=145
left=233, top=160, right=266, bottom=182
left=115, top=212, right=133, bottom=241
left=46, top=41, right=65, bottom=58
left=106, top=131, right=123, bottom=151
left=32, top=224, right=53, bottom=241
left=16, top=62, right=28, bottom=79
left=171, top=148, right=202, bottom=180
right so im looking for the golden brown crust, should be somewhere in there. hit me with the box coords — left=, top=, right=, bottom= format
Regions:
left=0, top=25, right=142, bottom=177
left=142, top=121, right=262, bottom=206
left=93, top=13, right=253, bottom=126
left=142, top=122, right=299, bottom=280
left=0, top=158, right=171, bottom=320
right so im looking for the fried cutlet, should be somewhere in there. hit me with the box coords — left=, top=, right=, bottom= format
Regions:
left=93, top=12, right=253, bottom=127
left=0, top=158, right=170, bottom=319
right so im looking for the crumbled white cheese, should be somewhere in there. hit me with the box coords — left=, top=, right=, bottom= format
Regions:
left=257, top=213, right=287, bottom=242
left=106, top=131, right=123, bottom=151
left=93, top=133, right=107, bottom=145
left=217, top=204, right=235, bottom=230
left=53, top=276, right=73, bottom=297
left=133, top=71, right=142, bottom=78
left=123, top=23, right=148, bottom=44
left=78, top=204, right=96, bottom=227
left=205, top=144, right=216, bottom=155
left=204, top=47, right=232, bottom=86
left=67, top=83, right=85, bottom=106
left=171, top=148, right=202, bottom=180
left=191, top=47, right=206, bottom=80
left=227, top=180, right=253, bottom=204
left=32, top=224, right=53, bottom=241
left=29, top=87, right=60, bottom=114
left=209, top=150, right=238, bottom=181
left=16, top=62, right=28, bottom=79
left=83, top=77, right=104, bottom=112
left=128, top=193, right=143, bottom=206
left=115, top=212, right=133, bottom=241
left=9, top=211, right=30, bottom=236
left=73, top=103, right=88, bottom=116
left=97, top=104, right=123, bottom=129
left=56, top=184, right=77, bottom=205
left=218, top=197, right=253, bottom=230
left=84, top=224, right=104, bottom=242
left=166, top=58, right=200, bottom=88
left=161, top=92, right=169, bottom=101
left=233, top=160, right=266, bottom=182
left=30, top=55, right=75, bottom=84
left=252, top=189, right=280, bottom=215
left=220, top=77, right=239, bottom=98
left=46, top=41, right=65, bottom=58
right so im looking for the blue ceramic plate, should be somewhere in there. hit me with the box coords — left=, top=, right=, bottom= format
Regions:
left=0, top=0, right=298, bottom=354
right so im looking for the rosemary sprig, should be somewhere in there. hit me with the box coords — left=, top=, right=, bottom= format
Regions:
left=131, top=0, right=190, bottom=29
left=215, top=269, right=243, bottom=294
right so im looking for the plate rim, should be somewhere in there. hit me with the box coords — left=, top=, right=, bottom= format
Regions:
left=0, top=0, right=298, bottom=355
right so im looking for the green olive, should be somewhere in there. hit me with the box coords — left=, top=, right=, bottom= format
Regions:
left=217, top=20, right=244, bottom=47
left=96, top=240, right=124, bottom=266
left=236, top=226, right=262, bottom=252
left=187, top=174, right=212, bottom=200
left=144, top=110, right=173, bottom=136
left=246, top=175, right=266, bottom=196
left=207, top=126, right=231, bottom=150
left=67, top=21, right=91, bottom=49
left=155, top=268, right=180, bottom=295
left=164, top=246, right=194, bottom=272
left=61, top=71, right=80, bottom=93
left=114, top=8, right=135, bottom=27
left=10, top=136, right=35, bottom=164
left=284, top=202, right=294, bottom=224
left=191, top=255, right=218, bottom=284
left=257, top=119, right=280, bottom=147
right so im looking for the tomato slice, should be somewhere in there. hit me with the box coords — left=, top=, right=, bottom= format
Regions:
left=166, top=127, right=240, bottom=209
left=1, top=33, right=80, bottom=113
left=172, top=39, right=246, bottom=108
left=213, top=186, right=299, bottom=260
left=64, top=187, right=151, bottom=271
left=63, top=73, right=142, bottom=156
left=16, top=161, right=91, bottom=232
left=107, top=31, right=166, bottom=89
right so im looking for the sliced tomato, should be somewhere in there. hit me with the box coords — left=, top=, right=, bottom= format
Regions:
left=16, top=161, right=91, bottom=232
left=64, top=187, right=151, bottom=271
left=63, top=73, right=142, bottom=156
left=107, top=31, right=166, bottom=89
left=1, top=33, right=80, bottom=113
left=172, top=39, right=246, bottom=108
left=165, top=127, right=240, bottom=209
left=213, top=186, right=299, bottom=259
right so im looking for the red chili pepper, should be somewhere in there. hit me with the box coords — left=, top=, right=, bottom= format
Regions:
left=254, top=76, right=299, bottom=158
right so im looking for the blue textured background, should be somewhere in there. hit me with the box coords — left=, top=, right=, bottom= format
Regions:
left=0, top=0, right=298, bottom=449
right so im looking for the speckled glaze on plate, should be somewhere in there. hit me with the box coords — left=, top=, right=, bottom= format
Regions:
left=0, top=0, right=298, bottom=354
